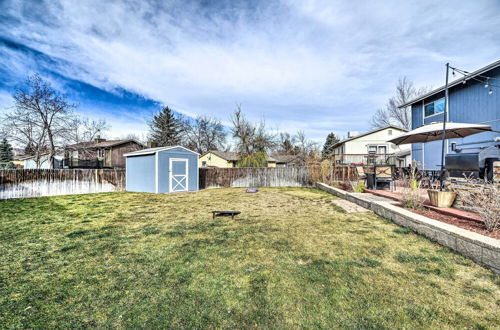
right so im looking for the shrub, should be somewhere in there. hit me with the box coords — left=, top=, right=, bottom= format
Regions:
left=460, top=184, right=500, bottom=232
left=353, top=181, right=366, bottom=193
left=339, top=181, right=352, bottom=191
left=400, top=160, right=424, bottom=209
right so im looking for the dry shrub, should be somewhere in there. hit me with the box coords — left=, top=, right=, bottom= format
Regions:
left=339, top=181, right=352, bottom=191
left=400, top=160, right=423, bottom=209
left=460, top=184, right=500, bottom=232
left=401, top=188, right=423, bottom=209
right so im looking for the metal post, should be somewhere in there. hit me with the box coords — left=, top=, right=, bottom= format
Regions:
left=440, top=63, right=450, bottom=190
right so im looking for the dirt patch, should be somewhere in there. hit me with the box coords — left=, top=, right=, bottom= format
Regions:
left=398, top=205, right=500, bottom=240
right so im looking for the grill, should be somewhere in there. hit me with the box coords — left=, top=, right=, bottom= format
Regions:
left=445, top=146, right=500, bottom=181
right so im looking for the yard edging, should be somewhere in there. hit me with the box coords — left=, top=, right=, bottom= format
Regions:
left=316, top=182, right=500, bottom=274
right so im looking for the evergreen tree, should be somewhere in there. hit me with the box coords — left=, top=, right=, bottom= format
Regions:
left=0, top=138, right=14, bottom=163
left=321, top=133, right=340, bottom=159
left=148, top=106, right=185, bottom=146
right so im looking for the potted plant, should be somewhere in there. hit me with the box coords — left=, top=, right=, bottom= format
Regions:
left=427, top=189, right=456, bottom=208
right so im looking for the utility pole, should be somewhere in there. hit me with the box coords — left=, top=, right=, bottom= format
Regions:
left=440, top=63, right=450, bottom=190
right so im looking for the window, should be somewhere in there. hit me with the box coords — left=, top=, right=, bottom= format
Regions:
left=424, top=98, right=445, bottom=117
left=378, top=146, right=387, bottom=154
left=388, top=129, right=392, bottom=136
left=368, top=146, right=377, bottom=154
left=202, top=161, right=207, bottom=167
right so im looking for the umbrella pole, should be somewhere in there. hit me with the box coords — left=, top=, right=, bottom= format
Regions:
left=440, top=63, right=450, bottom=191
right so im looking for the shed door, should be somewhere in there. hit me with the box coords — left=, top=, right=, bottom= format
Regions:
left=170, top=158, right=188, bottom=192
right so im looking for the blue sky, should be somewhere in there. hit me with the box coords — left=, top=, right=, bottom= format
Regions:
left=1, top=0, right=499, bottom=142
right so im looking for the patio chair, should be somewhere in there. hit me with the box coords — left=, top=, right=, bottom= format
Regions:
left=356, top=166, right=367, bottom=184
left=374, top=166, right=393, bottom=190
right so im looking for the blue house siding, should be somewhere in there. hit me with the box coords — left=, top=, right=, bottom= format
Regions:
left=411, top=104, right=424, bottom=166
left=126, top=155, right=155, bottom=192
left=410, top=66, right=500, bottom=170
left=157, top=147, right=199, bottom=193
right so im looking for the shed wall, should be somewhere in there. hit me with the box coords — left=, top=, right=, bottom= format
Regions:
left=126, top=155, right=155, bottom=192
left=157, top=147, right=199, bottom=193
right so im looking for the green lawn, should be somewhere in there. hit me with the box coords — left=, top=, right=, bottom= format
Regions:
left=0, top=188, right=499, bottom=328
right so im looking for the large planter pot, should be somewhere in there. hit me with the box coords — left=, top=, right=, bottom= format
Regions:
left=427, top=190, right=457, bottom=208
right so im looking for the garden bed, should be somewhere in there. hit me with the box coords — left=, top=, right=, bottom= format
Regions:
left=397, top=205, right=499, bottom=240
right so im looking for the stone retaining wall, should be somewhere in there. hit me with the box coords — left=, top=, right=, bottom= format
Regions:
left=316, top=182, right=500, bottom=274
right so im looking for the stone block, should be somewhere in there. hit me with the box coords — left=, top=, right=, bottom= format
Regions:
left=482, top=248, right=500, bottom=270
left=456, top=238, right=482, bottom=263
left=434, top=230, right=456, bottom=249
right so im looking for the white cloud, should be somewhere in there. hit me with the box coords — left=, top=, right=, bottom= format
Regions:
left=1, top=0, right=499, bottom=142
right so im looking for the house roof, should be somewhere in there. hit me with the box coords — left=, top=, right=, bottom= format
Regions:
left=332, top=126, right=408, bottom=149
left=66, top=139, right=142, bottom=150
left=18, top=153, right=64, bottom=161
left=207, top=151, right=240, bottom=161
left=399, top=59, right=500, bottom=108
left=203, top=150, right=277, bottom=162
left=123, top=145, right=199, bottom=157
left=271, top=154, right=300, bottom=163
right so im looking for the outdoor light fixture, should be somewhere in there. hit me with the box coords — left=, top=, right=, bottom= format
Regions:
left=489, top=88, right=493, bottom=95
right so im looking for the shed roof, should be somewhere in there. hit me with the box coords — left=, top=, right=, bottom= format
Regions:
left=399, top=59, right=500, bottom=108
left=124, top=145, right=199, bottom=157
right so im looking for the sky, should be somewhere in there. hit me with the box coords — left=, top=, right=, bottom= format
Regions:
left=1, top=0, right=499, bottom=143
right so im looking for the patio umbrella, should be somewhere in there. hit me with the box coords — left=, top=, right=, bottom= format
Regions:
left=388, top=122, right=493, bottom=145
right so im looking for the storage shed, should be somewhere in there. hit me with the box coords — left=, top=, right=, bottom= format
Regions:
left=124, top=146, right=199, bottom=193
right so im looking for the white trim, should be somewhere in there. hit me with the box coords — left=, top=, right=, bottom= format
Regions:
left=124, top=145, right=200, bottom=157
left=155, top=152, right=159, bottom=193
left=423, top=97, right=445, bottom=119
left=169, top=158, right=189, bottom=192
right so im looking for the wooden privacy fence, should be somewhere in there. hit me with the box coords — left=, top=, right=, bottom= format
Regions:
left=199, top=165, right=363, bottom=189
left=0, top=169, right=125, bottom=199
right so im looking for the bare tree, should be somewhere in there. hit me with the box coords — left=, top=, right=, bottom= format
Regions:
left=294, top=130, right=319, bottom=165
left=276, top=132, right=295, bottom=155
left=67, top=117, right=109, bottom=145
left=185, top=115, right=226, bottom=154
left=230, top=105, right=275, bottom=156
left=3, top=102, right=49, bottom=167
left=371, top=77, right=430, bottom=130
left=4, top=74, right=76, bottom=168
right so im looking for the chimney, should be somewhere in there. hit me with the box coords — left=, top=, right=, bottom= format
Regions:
left=147, top=141, right=158, bottom=148
left=347, top=131, right=359, bottom=138
left=94, top=135, right=106, bottom=143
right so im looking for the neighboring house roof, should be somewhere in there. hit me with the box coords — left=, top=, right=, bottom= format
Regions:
left=207, top=151, right=240, bottom=161
left=18, top=153, right=63, bottom=161
left=203, top=150, right=277, bottom=162
left=399, top=59, right=500, bottom=108
left=124, top=145, right=200, bottom=157
left=332, top=126, right=408, bottom=149
left=271, top=154, right=300, bottom=164
left=66, top=139, right=142, bottom=150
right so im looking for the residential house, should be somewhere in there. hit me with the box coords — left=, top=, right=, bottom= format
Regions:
left=330, top=126, right=411, bottom=165
left=199, top=151, right=277, bottom=168
left=401, top=60, right=500, bottom=170
left=64, top=138, right=144, bottom=169
left=21, top=154, right=64, bottom=169
left=271, top=154, right=302, bottom=167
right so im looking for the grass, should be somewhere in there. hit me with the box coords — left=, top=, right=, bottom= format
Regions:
left=0, top=187, right=499, bottom=328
